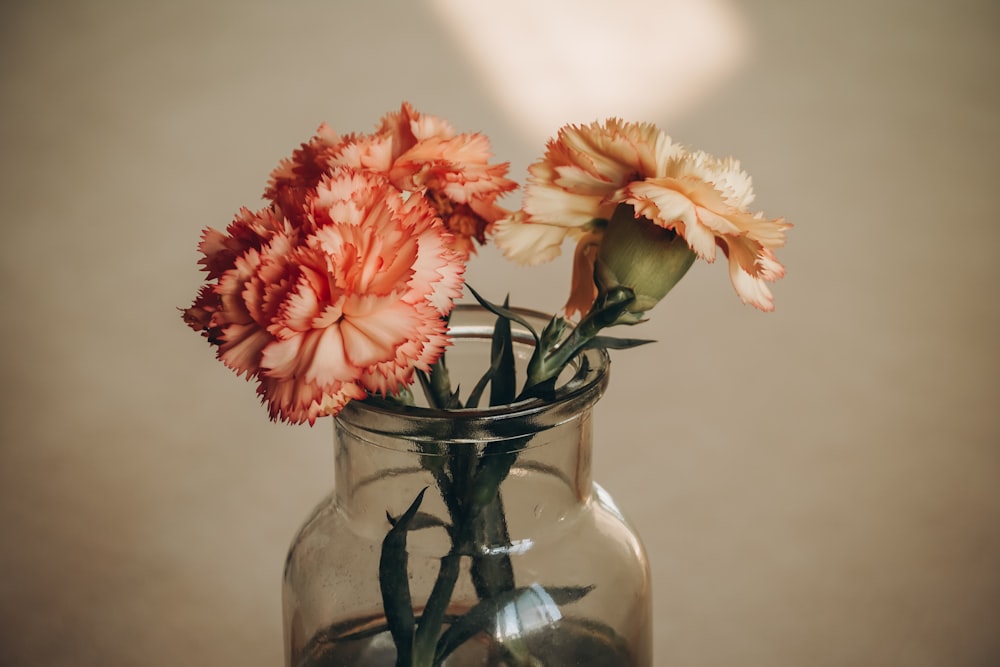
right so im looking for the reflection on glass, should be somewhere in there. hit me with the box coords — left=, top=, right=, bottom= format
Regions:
left=495, top=583, right=562, bottom=641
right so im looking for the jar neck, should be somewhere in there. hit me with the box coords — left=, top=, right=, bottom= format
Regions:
left=331, top=401, right=597, bottom=552
left=328, top=304, right=610, bottom=554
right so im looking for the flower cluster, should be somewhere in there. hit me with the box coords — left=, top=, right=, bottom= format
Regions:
left=183, top=103, right=515, bottom=423
left=184, top=105, right=790, bottom=423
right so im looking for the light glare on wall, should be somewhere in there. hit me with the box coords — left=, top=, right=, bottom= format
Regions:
left=427, top=0, right=750, bottom=142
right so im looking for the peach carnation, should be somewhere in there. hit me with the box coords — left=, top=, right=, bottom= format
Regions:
left=263, top=123, right=342, bottom=225
left=493, top=118, right=791, bottom=312
left=183, top=169, right=465, bottom=424
left=332, top=103, right=517, bottom=258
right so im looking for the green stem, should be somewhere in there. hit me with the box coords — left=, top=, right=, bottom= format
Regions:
left=470, top=493, right=515, bottom=599
left=521, top=285, right=638, bottom=398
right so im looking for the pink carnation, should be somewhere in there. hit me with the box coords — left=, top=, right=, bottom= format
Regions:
left=184, top=169, right=465, bottom=424
left=263, top=123, right=342, bottom=225
left=333, top=103, right=517, bottom=259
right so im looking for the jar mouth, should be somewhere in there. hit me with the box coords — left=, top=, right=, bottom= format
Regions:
left=335, top=304, right=610, bottom=442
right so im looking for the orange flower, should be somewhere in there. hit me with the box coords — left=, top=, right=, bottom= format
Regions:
left=182, top=206, right=295, bottom=339
left=263, top=123, right=342, bottom=224
left=184, top=170, right=465, bottom=424
left=333, top=103, right=517, bottom=258
left=494, top=119, right=790, bottom=313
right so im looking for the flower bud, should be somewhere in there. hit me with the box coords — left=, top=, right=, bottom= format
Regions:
left=594, top=203, right=696, bottom=321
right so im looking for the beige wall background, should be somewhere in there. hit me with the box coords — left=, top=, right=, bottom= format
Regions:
left=2, top=1, right=998, bottom=665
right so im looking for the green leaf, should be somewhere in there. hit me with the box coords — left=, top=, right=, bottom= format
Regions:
left=379, top=488, right=428, bottom=667
left=386, top=510, right=450, bottom=533
left=586, top=285, right=638, bottom=329
left=433, top=584, right=595, bottom=665
left=489, top=295, right=516, bottom=407
left=418, top=364, right=462, bottom=410
left=581, top=335, right=657, bottom=351
left=538, top=315, right=569, bottom=351
left=466, top=293, right=519, bottom=408
left=465, top=367, right=493, bottom=409
left=364, top=387, right=415, bottom=408
left=465, top=285, right=540, bottom=347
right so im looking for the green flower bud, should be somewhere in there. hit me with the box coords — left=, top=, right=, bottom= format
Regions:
left=595, top=203, right=696, bottom=321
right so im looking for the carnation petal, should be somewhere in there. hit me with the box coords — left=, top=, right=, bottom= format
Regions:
left=306, top=324, right=363, bottom=386
left=493, top=213, right=572, bottom=266
left=218, top=324, right=273, bottom=378
left=341, top=297, right=421, bottom=368
left=524, top=185, right=606, bottom=227
left=565, top=232, right=601, bottom=319
left=626, top=182, right=717, bottom=261
left=728, top=256, right=775, bottom=312
left=259, top=334, right=310, bottom=380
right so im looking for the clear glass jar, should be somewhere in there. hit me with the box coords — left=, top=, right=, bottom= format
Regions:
left=283, top=306, right=652, bottom=666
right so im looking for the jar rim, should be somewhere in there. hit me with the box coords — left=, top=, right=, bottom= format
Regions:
left=335, top=304, right=610, bottom=441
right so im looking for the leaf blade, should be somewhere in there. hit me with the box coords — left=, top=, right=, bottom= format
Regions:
left=581, top=335, right=657, bottom=351
left=378, top=488, right=428, bottom=666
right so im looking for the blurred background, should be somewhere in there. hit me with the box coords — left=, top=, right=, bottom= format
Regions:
left=1, top=0, right=998, bottom=665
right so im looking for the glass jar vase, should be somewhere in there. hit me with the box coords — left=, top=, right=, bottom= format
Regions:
left=282, top=306, right=652, bottom=666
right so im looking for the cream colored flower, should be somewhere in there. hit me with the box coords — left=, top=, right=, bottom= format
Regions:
left=494, top=119, right=790, bottom=313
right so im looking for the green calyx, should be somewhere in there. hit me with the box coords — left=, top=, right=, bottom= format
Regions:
left=594, top=203, right=696, bottom=323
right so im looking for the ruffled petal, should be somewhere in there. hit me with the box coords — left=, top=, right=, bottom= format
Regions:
left=565, top=232, right=601, bottom=319
left=727, top=253, right=775, bottom=312
left=502, top=116, right=789, bottom=312
left=492, top=212, right=573, bottom=266
left=184, top=154, right=467, bottom=423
